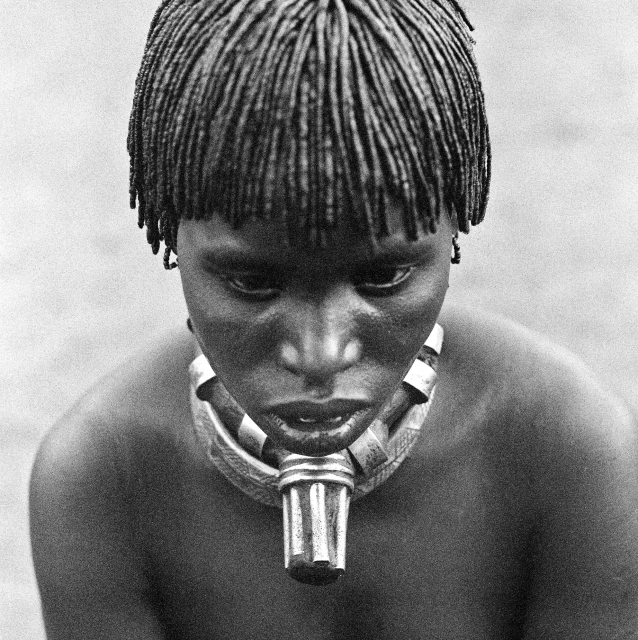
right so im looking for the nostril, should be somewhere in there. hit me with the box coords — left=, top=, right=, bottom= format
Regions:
left=279, top=337, right=362, bottom=377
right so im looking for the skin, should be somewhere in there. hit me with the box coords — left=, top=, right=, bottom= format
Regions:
left=30, top=214, right=638, bottom=640
left=177, top=205, right=452, bottom=456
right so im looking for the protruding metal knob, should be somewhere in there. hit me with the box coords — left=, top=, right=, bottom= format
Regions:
left=278, top=453, right=354, bottom=585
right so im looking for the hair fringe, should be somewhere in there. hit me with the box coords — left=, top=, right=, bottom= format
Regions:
left=129, top=0, right=491, bottom=266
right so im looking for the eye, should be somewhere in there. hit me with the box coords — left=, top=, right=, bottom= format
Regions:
left=225, top=273, right=282, bottom=298
left=353, top=266, right=415, bottom=293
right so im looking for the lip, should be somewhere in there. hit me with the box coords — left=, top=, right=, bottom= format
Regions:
left=268, top=409, right=367, bottom=435
left=258, top=398, right=376, bottom=455
left=265, top=398, right=372, bottom=424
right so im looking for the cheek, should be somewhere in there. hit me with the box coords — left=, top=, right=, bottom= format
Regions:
left=179, top=265, right=281, bottom=402
left=181, top=275, right=263, bottom=363
left=178, top=236, right=451, bottom=411
left=363, top=261, right=450, bottom=367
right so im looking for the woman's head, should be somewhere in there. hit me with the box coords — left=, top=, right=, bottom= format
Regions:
left=177, top=198, right=454, bottom=455
left=128, top=0, right=490, bottom=268
left=129, top=0, right=490, bottom=455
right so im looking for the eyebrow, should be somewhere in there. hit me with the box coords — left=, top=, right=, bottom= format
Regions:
left=199, top=248, right=280, bottom=271
left=366, top=240, right=435, bottom=263
left=197, top=235, right=436, bottom=270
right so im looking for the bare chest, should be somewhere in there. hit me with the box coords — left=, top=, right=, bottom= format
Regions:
left=143, top=445, right=533, bottom=640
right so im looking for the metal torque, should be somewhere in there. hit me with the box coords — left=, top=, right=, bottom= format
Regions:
left=189, top=324, right=444, bottom=584
left=279, top=453, right=354, bottom=585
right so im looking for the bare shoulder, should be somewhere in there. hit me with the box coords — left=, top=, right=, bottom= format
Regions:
left=29, top=326, right=194, bottom=638
left=430, top=303, right=637, bottom=501
left=438, top=305, right=638, bottom=636
left=34, top=323, right=195, bottom=466
left=31, top=323, right=199, bottom=526
left=438, top=303, right=636, bottom=446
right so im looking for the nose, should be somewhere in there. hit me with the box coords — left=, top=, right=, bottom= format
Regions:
left=278, top=297, right=362, bottom=385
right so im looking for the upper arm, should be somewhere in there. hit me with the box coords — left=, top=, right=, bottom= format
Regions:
left=523, top=354, right=638, bottom=638
left=30, top=410, right=166, bottom=640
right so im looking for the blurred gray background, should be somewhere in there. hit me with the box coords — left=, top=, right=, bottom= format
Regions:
left=1, top=0, right=637, bottom=637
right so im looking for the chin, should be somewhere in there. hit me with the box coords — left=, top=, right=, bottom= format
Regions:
left=278, top=434, right=352, bottom=457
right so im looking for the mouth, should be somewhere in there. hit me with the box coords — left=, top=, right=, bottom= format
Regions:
left=260, top=399, right=375, bottom=455
left=267, top=399, right=370, bottom=430
left=269, top=410, right=365, bottom=433
left=299, top=416, right=342, bottom=424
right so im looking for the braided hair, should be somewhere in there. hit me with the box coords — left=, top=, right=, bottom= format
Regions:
left=128, top=0, right=490, bottom=269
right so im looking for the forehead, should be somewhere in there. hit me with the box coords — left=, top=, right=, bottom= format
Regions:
left=178, top=202, right=453, bottom=268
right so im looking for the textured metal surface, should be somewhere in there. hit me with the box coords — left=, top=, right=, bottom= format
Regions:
left=191, top=385, right=436, bottom=506
left=279, top=455, right=352, bottom=582
left=278, top=454, right=355, bottom=492
left=309, top=483, right=330, bottom=563
left=347, top=426, right=389, bottom=474
left=190, top=325, right=443, bottom=506
left=191, top=366, right=439, bottom=507
left=402, top=359, right=437, bottom=403
left=190, top=388, right=281, bottom=507
left=188, top=353, right=216, bottom=396
left=237, top=414, right=268, bottom=459
left=336, top=487, right=350, bottom=570
left=425, top=323, right=445, bottom=355
left=352, top=395, right=435, bottom=500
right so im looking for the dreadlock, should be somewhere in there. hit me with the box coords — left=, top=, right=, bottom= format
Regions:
left=128, top=0, right=490, bottom=269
